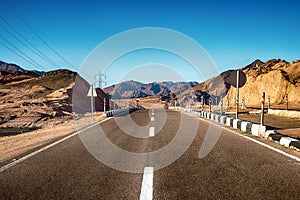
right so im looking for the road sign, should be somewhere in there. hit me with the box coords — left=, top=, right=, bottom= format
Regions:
left=227, top=70, right=247, bottom=88
left=87, top=85, right=97, bottom=97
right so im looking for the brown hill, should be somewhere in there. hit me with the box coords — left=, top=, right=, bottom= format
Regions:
left=0, top=70, right=39, bottom=84
left=0, top=68, right=109, bottom=131
left=0, top=61, right=24, bottom=71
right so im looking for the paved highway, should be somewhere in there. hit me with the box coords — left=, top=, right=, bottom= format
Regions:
left=0, top=109, right=300, bottom=199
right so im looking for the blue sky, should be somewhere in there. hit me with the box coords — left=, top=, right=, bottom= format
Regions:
left=0, top=0, right=299, bottom=85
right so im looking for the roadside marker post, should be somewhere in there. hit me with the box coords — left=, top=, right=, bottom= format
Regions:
left=241, top=96, right=246, bottom=109
left=104, top=98, right=106, bottom=113
left=201, top=96, right=204, bottom=112
left=236, top=70, right=239, bottom=119
left=220, top=95, right=223, bottom=115
left=234, top=96, right=236, bottom=108
left=286, top=94, right=288, bottom=110
left=261, top=92, right=265, bottom=126
left=209, top=97, right=211, bottom=113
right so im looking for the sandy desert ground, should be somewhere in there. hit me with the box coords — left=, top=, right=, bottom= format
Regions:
left=0, top=113, right=103, bottom=164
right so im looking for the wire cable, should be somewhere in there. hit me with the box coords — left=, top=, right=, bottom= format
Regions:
left=0, top=34, right=47, bottom=71
left=2, top=0, right=79, bottom=71
left=0, top=23, right=59, bottom=68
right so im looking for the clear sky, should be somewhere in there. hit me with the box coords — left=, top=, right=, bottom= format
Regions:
left=0, top=0, right=299, bottom=85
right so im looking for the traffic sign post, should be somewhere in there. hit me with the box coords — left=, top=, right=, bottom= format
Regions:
left=87, top=84, right=97, bottom=121
left=227, top=69, right=247, bottom=119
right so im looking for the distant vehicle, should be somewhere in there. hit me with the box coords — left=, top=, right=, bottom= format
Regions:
left=136, top=98, right=140, bottom=102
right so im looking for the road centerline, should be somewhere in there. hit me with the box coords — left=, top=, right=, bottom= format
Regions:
left=150, top=116, right=154, bottom=122
left=140, top=166, right=154, bottom=200
left=149, top=127, right=155, bottom=137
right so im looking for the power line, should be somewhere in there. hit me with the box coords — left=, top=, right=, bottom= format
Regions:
left=0, top=15, right=60, bottom=69
left=0, top=24, right=59, bottom=68
left=0, top=34, right=47, bottom=71
left=2, top=0, right=79, bottom=71
left=0, top=41, right=43, bottom=70
left=0, top=41, right=36, bottom=68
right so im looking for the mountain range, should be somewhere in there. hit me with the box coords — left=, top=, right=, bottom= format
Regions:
left=1, top=58, right=299, bottom=116
left=104, top=80, right=198, bottom=99
left=0, top=61, right=45, bottom=76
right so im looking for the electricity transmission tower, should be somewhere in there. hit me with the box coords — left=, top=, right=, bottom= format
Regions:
left=94, top=70, right=107, bottom=88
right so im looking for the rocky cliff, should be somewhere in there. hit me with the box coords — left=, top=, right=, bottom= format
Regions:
left=225, top=59, right=300, bottom=107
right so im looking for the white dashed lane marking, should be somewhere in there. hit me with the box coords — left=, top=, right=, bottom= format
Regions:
left=140, top=166, right=154, bottom=200
left=149, top=127, right=155, bottom=137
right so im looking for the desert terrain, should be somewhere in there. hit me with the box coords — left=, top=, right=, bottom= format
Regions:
left=1, top=58, right=300, bottom=164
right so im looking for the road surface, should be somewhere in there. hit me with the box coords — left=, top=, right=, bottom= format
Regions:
left=0, top=109, right=300, bottom=199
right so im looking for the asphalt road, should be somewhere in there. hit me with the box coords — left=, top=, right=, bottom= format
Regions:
left=0, top=109, right=300, bottom=199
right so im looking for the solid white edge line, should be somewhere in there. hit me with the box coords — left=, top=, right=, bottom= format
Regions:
left=140, top=166, right=154, bottom=200
left=182, top=111, right=300, bottom=162
left=0, top=117, right=112, bottom=173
